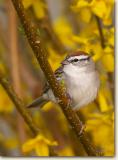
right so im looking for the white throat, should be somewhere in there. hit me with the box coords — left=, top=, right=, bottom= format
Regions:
left=63, top=64, right=89, bottom=77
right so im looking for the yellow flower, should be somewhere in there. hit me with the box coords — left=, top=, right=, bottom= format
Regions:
left=22, top=0, right=32, bottom=8
left=91, top=0, right=108, bottom=19
left=23, top=0, right=46, bottom=19
left=87, top=42, right=103, bottom=61
left=0, top=86, right=14, bottom=113
left=73, top=0, right=114, bottom=25
left=77, top=0, right=89, bottom=8
left=58, top=145, right=75, bottom=156
left=103, top=27, right=114, bottom=47
left=54, top=17, right=77, bottom=49
left=86, top=112, right=114, bottom=156
left=72, top=0, right=92, bottom=23
left=71, top=34, right=104, bottom=61
left=101, top=47, right=114, bottom=72
left=4, top=138, right=18, bottom=149
left=33, top=0, right=46, bottom=19
left=79, top=7, right=92, bottom=23
left=47, top=46, right=66, bottom=71
left=0, top=63, right=6, bottom=75
left=72, top=35, right=88, bottom=44
left=41, top=101, right=54, bottom=112
left=22, top=134, right=58, bottom=156
left=97, top=88, right=113, bottom=112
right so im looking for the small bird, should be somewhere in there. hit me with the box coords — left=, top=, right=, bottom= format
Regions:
left=27, top=51, right=100, bottom=110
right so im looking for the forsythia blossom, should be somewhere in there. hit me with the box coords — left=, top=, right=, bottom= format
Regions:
left=22, top=134, right=58, bottom=156
left=22, top=0, right=46, bottom=19
left=73, top=0, right=114, bottom=25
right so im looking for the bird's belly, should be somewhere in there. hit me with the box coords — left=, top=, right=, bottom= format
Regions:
left=66, top=71, right=100, bottom=109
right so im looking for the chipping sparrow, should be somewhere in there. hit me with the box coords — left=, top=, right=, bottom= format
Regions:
left=27, top=51, right=100, bottom=110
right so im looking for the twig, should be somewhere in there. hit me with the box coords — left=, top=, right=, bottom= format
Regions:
left=95, top=16, right=105, bottom=48
left=10, top=0, right=102, bottom=156
left=95, top=16, right=114, bottom=103
left=0, top=75, right=39, bottom=136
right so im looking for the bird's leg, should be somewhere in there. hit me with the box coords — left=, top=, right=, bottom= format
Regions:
left=75, top=110, right=86, bottom=136
left=66, top=92, right=72, bottom=104
left=78, top=124, right=86, bottom=136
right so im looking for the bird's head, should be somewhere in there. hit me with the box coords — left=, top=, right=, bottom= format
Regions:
left=62, top=51, right=95, bottom=73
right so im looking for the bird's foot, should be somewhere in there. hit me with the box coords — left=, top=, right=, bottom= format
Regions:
left=78, top=124, right=86, bottom=136
left=66, top=93, right=73, bottom=104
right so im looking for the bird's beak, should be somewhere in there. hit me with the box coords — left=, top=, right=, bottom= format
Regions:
left=61, top=60, right=69, bottom=65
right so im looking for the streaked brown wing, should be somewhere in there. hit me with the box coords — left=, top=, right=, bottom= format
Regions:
left=43, top=65, right=64, bottom=93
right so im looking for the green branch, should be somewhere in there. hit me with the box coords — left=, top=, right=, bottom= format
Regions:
left=10, top=0, right=102, bottom=156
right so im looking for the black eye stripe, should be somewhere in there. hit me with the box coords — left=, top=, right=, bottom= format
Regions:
left=70, top=58, right=78, bottom=62
left=74, top=58, right=78, bottom=62
left=79, top=57, right=90, bottom=61
left=70, top=56, right=90, bottom=62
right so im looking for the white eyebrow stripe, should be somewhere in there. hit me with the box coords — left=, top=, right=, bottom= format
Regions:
left=68, top=55, right=89, bottom=61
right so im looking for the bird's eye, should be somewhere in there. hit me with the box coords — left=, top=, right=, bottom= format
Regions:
left=73, top=58, right=78, bottom=62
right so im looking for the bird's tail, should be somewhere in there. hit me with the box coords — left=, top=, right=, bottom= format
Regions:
left=27, top=95, right=49, bottom=108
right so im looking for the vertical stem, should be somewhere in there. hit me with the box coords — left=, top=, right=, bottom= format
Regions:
left=95, top=15, right=114, bottom=100
left=7, top=0, right=26, bottom=145
left=95, top=16, right=105, bottom=48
